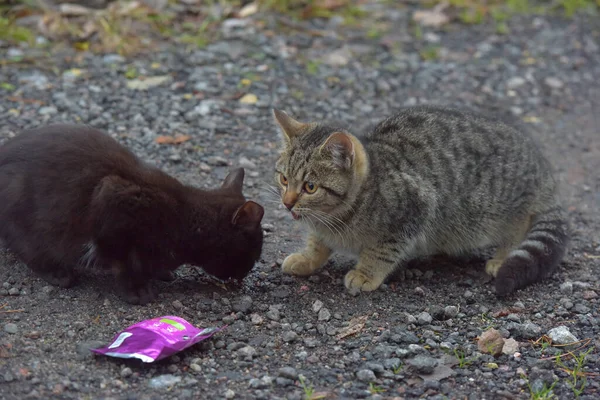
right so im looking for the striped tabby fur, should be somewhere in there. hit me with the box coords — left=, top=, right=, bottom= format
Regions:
left=272, top=105, right=569, bottom=296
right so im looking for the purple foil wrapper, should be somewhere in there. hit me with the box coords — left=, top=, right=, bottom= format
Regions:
left=91, top=316, right=224, bottom=363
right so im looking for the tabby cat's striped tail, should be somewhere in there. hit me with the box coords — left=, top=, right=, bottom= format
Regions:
left=495, top=206, right=569, bottom=296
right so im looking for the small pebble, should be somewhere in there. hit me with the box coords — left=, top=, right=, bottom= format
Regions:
left=278, top=367, right=298, bottom=380
left=318, top=308, right=331, bottom=322
left=283, top=331, right=298, bottom=343
left=4, top=323, right=18, bottom=334
left=417, top=312, right=432, bottom=325
left=356, top=369, right=376, bottom=382
left=312, top=300, right=323, bottom=313
left=120, top=367, right=133, bottom=378
left=172, top=300, right=183, bottom=309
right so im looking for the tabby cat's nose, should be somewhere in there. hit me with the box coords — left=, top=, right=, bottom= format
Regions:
left=284, top=202, right=294, bottom=210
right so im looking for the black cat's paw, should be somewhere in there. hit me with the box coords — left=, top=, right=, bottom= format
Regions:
left=154, top=269, right=176, bottom=282
left=38, top=269, right=77, bottom=289
left=123, top=284, right=155, bottom=305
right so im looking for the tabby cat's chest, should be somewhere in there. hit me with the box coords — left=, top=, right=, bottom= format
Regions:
left=310, top=222, right=364, bottom=254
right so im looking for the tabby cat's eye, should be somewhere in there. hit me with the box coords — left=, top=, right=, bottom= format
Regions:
left=280, top=174, right=288, bottom=185
left=304, top=182, right=317, bottom=194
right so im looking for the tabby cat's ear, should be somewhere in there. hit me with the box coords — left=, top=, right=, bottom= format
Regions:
left=222, top=168, right=245, bottom=193
left=232, top=201, right=265, bottom=229
left=273, top=109, right=306, bottom=143
left=321, top=132, right=355, bottom=169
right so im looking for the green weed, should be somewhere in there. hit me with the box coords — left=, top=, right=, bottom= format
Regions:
left=522, top=374, right=557, bottom=400
left=368, top=382, right=385, bottom=394
left=124, top=65, right=138, bottom=79
left=556, top=348, right=593, bottom=398
left=305, top=60, right=321, bottom=75
left=453, top=348, right=476, bottom=368
left=299, top=375, right=314, bottom=400
left=419, top=45, right=440, bottom=61
left=0, top=16, right=35, bottom=44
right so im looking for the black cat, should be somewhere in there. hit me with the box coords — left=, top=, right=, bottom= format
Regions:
left=0, top=124, right=264, bottom=304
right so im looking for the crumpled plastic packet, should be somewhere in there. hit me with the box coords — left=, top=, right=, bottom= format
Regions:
left=91, top=316, right=224, bottom=363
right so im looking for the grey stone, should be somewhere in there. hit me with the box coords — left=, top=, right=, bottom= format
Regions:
left=365, top=362, right=385, bottom=375
left=390, top=331, right=419, bottom=344
left=544, top=77, right=564, bottom=89
left=39, top=106, right=58, bottom=116
left=102, top=54, right=125, bottom=64
left=318, top=308, right=331, bottom=322
left=206, top=156, right=228, bottom=166
left=560, top=281, right=573, bottom=294
left=407, top=355, right=438, bottom=374
left=237, top=346, right=257, bottom=360
left=120, top=367, right=133, bottom=378
left=278, top=367, right=298, bottom=380
left=507, top=76, right=526, bottom=89
left=444, top=306, right=459, bottom=319
left=238, top=157, right=257, bottom=169
left=148, top=374, right=181, bottom=389
left=417, top=312, right=432, bottom=325
left=312, top=300, right=323, bottom=313
left=266, top=307, right=280, bottom=322
left=233, top=296, right=253, bottom=313
left=249, top=378, right=268, bottom=389
left=8, top=287, right=19, bottom=296
left=172, top=300, right=183, bottom=309
left=75, top=340, right=105, bottom=360
left=548, top=326, right=578, bottom=345
left=356, top=369, right=376, bottom=382
left=282, top=331, right=298, bottom=343
left=4, top=323, right=18, bottom=334
left=574, top=304, right=590, bottom=314
left=384, top=358, right=402, bottom=370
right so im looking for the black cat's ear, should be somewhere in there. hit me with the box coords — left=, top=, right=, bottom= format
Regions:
left=222, top=168, right=245, bottom=193
left=232, top=201, right=264, bottom=229
left=273, top=109, right=308, bottom=143
left=321, top=132, right=355, bottom=169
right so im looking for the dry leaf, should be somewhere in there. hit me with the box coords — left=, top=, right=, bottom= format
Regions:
left=413, top=3, right=450, bottom=27
left=155, top=135, right=175, bottom=144
left=239, top=93, right=258, bottom=104
left=336, top=315, right=368, bottom=340
left=238, top=2, right=258, bottom=18
left=522, top=115, right=541, bottom=123
left=173, top=134, right=191, bottom=144
left=58, top=4, right=94, bottom=16
left=127, top=75, right=172, bottom=90
left=155, top=135, right=191, bottom=145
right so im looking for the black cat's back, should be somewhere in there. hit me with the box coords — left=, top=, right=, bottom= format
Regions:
left=0, top=125, right=145, bottom=283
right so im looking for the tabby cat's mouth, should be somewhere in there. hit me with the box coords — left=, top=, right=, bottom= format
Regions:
left=291, top=211, right=300, bottom=220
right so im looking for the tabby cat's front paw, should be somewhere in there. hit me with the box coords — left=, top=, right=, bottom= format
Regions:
left=281, top=253, right=319, bottom=276
left=344, top=269, right=383, bottom=294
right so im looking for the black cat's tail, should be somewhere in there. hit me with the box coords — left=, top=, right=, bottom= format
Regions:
left=495, top=206, right=569, bottom=296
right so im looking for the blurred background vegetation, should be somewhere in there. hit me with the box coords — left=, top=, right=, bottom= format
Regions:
left=1, top=0, right=599, bottom=56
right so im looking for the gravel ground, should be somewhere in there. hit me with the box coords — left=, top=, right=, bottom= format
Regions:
left=1, top=4, right=599, bottom=400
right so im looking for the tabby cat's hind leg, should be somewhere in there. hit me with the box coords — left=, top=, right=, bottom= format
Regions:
left=495, top=207, right=569, bottom=296
left=485, top=215, right=532, bottom=278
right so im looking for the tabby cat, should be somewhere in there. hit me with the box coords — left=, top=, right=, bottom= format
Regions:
left=272, top=106, right=569, bottom=296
